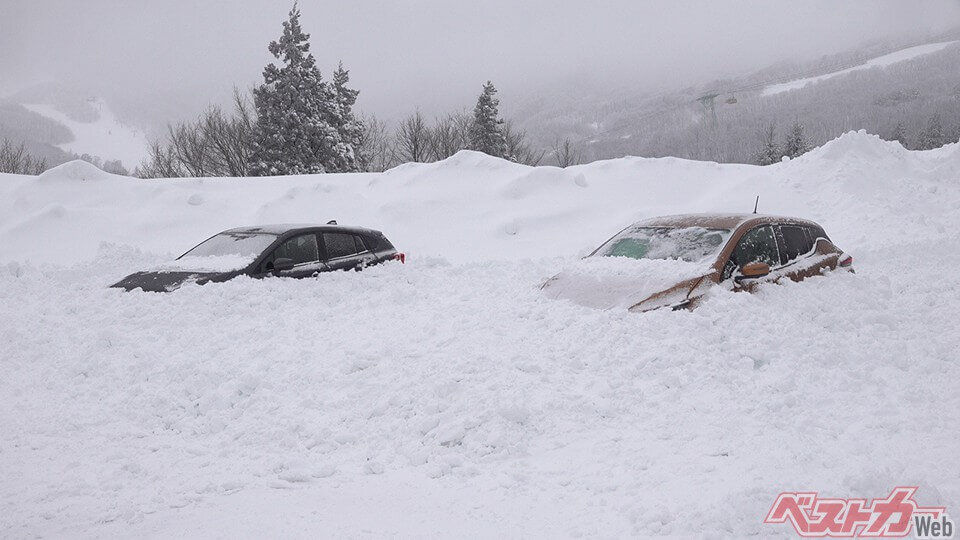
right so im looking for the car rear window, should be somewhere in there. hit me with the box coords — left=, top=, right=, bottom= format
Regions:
left=808, top=225, right=829, bottom=242
left=364, top=233, right=393, bottom=252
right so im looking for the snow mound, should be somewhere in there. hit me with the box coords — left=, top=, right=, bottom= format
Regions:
left=37, top=159, right=115, bottom=182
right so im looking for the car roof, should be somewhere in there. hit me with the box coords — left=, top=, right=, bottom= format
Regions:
left=223, top=223, right=381, bottom=236
left=635, top=213, right=822, bottom=230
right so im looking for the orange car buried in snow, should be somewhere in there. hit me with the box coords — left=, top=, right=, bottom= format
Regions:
left=542, top=213, right=853, bottom=313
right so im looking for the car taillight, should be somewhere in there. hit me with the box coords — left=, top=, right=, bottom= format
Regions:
left=839, top=254, right=853, bottom=267
left=393, top=252, right=406, bottom=264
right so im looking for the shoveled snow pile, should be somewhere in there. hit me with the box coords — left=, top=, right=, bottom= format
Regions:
left=1, top=131, right=959, bottom=538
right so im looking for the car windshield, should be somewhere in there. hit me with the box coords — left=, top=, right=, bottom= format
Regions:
left=594, top=226, right=732, bottom=263
left=180, top=232, right=277, bottom=260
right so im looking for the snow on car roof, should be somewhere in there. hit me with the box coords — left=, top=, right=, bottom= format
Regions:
left=223, top=223, right=378, bottom=235
left=635, top=213, right=819, bottom=229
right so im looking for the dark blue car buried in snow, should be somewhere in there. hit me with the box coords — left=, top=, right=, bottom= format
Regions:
left=112, top=223, right=404, bottom=292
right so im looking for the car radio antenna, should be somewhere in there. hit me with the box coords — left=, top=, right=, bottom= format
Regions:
left=753, top=195, right=759, bottom=214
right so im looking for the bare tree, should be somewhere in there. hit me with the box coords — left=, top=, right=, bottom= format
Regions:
left=430, top=111, right=472, bottom=160
left=201, top=90, right=255, bottom=176
left=504, top=122, right=545, bottom=166
left=551, top=138, right=582, bottom=168
left=137, top=140, right=184, bottom=178
left=358, top=114, right=395, bottom=172
left=0, top=139, right=47, bottom=174
left=394, top=110, right=433, bottom=163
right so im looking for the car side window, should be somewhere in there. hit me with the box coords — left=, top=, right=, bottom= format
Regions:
left=354, top=235, right=369, bottom=253
left=779, top=225, right=814, bottom=263
left=725, top=225, right=779, bottom=279
left=270, top=234, right=319, bottom=266
left=323, top=233, right=361, bottom=260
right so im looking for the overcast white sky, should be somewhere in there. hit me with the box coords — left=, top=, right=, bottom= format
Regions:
left=2, top=0, right=959, bottom=122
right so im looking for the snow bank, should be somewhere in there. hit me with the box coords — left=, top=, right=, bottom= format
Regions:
left=3, top=131, right=959, bottom=267
left=2, top=131, right=959, bottom=537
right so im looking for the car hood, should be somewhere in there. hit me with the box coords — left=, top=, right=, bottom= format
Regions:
left=111, top=270, right=227, bottom=292
left=541, top=257, right=711, bottom=311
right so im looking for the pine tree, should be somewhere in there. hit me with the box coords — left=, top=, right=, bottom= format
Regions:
left=251, top=5, right=352, bottom=175
left=754, top=123, right=782, bottom=166
left=782, top=121, right=811, bottom=159
left=889, top=121, right=909, bottom=148
left=468, top=81, right=508, bottom=158
left=916, top=113, right=945, bottom=150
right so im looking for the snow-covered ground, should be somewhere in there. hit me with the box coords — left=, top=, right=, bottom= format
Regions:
left=1, top=132, right=959, bottom=537
left=22, top=98, right=149, bottom=170
left=762, top=40, right=959, bottom=96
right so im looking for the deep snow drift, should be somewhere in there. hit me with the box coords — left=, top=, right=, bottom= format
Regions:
left=1, top=132, right=958, bottom=537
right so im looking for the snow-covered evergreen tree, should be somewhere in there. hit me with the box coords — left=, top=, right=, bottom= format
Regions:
left=754, top=123, right=782, bottom=166
left=330, top=62, right=363, bottom=172
left=468, top=81, right=508, bottom=159
left=916, top=113, right=945, bottom=150
left=782, top=121, right=811, bottom=159
left=251, top=6, right=356, bottom=175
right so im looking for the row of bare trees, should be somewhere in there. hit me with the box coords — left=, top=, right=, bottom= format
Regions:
left=358, top=110, right=580, bottom=172
left=136, top=92, right=255, bottom=178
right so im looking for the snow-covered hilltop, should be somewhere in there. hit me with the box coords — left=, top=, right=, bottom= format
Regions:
left=1, top=132, right=958, bottom=537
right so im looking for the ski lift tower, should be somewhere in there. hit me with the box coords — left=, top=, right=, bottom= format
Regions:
left=696, top=92, right=719, bottom=128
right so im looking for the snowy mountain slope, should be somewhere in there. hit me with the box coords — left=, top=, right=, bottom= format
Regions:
left=21, top=98, right=149, bottom=169
left=762, top=40, right=959, bottom=95
left=1, top=132, right=959, bottom=537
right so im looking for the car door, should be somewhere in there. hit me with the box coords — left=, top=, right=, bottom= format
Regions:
left=724, top=224, right=783, bottom=291
left=262, top=233, right=326, bottom=278
left=776, top=224, right=840, bottom=281
left=321, top=232, right=375, bottom=271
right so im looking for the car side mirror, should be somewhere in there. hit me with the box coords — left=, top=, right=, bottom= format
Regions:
left=272, top=258, right=295, bottom=273
left=736, top=261, right=770, bottom=281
